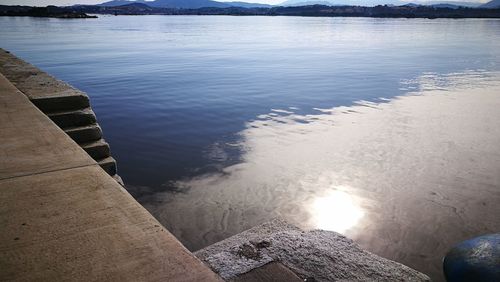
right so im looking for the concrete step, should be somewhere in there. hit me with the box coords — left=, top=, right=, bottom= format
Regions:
left=31, top=94, right=90, bottom=113
left=81, top=139, right=110, bottom=160
left=47, top=108, right=97, bottom=129
left=113, top=174, right=124, bottom=186
left=98, top=156, right=117, bottom=176
left=65, top=124, right=102, bottom=144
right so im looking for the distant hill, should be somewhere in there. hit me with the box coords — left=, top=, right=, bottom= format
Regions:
left=400, top=1, right=480, bottom=7
left=41, top=3, right=500, bottom=17
left=98, top=0, right=271, bottom=8
left=151, top=0, right=230, bottom=8
left=278, top=0, right=484, bottom=7
left=99, top=0, right=229, bottom=8
left=422, top=1, right=481, bottom=7
left=99, top=0, right=487, bottom=9
left=430, top=3, right=461, bottom=8
left=279, top=0, right=336, bottom=6
left=225, top=1, right=273, bottom=7
left=98, top=0, right=146, bottom=6
left=481, top=0, right=500, bottom=8
left=114, top=2, right=157, bottom=10
left=279, top=0, right=404, bottom=7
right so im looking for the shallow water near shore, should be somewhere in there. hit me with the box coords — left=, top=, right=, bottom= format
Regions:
left=1, top=16, right=500, bottom=281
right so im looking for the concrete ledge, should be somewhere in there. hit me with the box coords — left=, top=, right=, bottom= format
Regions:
left=98, top=156, right=118, bottom=176
left=81, top=139, right=111, bottom=160
left=196, top=219, right=430, bottom=281
left=31, top=94, right=90, bottom=113
left=47, top=108, right=97, bottom=129
left=65, top=124, right=103, bottom=144
left=0, top=49, right=89, bottom=108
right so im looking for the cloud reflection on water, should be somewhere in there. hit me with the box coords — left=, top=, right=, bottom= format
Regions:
left=141, top=70, right=500, bottom=281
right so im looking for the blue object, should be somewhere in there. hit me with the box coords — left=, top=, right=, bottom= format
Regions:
left=443, top=234, right=500, bottom=282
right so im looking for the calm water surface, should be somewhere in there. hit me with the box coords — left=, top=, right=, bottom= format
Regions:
left=1, top=16, right=500, bottom=281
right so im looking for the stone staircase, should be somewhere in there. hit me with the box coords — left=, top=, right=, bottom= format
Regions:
left=49, top=110, right=118, bottom=178
left=0, top=49, right=122, bottom=184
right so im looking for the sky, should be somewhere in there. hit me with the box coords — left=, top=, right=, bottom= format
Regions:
left=0, top=0, right=487, bottom=7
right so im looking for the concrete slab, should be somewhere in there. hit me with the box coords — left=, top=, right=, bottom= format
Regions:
left=230, top=262, right=303, bottom=282
left=0, top=73, right=95, bottom=180
left=0, top=165, right=221, bottom=281
left=196, top=219, right=430, bottom=281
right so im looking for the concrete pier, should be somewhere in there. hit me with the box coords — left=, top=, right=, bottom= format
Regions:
left=0, top=73, right=221, bottom=280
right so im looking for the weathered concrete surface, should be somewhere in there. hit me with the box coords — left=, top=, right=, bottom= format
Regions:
left=0, top=73, right=95, bottom=180
left=47, top=108, right=97, bottom=129
left=196, top=219, right=430, bottom=281
left=98, top=156, right=118, bottom=176
left=65, top=124, right=103, bottom=144
left=0, top=73, right=221, bottom=281
left=230, top=262, right=303, bottom=282
left=0, top=166, right=221, bottom=281
left=81, top=139, right=111, bottom=160
left=0, top=49, right=89, bottom=110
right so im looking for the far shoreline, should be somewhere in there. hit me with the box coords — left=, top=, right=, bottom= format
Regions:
left=1, top=4, right=500, bottom=19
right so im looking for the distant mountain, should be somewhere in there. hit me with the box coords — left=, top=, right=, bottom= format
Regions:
left=55, top=2, right=500, bottom=17
left=430, top=3, right=461, bottom=7
left=278, top=0, right=486, bottom=7
left=98, top=0, right=146, bottom=6
left=225, top=1, right=273, bottom=7
left=114, top=2, right=157, bottom=10
left=99, top=0, right=229, bottom=8
left=481, top=0, right=500, bottom=8
left=279, top=0, right=336, bottom=6
left=151, top=0, right=230, bottom=8
left=279, top=0, right=404, bottom=6
left=422, top=1, right=481, bottom=7
left=98, top=0, right=271, bottom=8
left=400, top=0, right=481, bottom=7
left=99, top=0, right=487, bottom=9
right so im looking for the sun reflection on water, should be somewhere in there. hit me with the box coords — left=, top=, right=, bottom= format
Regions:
left=310, top=189, right=364, bottom=233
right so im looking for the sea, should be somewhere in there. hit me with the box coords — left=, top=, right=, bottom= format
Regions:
left=2, top=15, right=500, bottom=281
